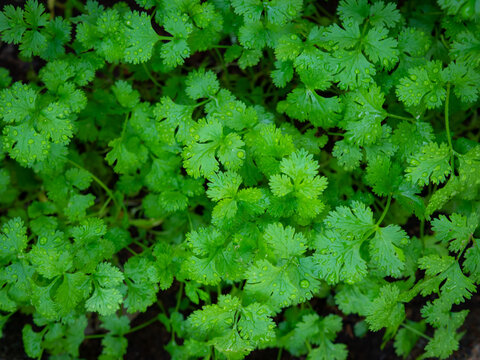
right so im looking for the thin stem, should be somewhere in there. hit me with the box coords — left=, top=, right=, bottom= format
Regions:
left=276, top=348, right=283, bottom=360
left=386, top=112, right=416, bottom=123
left=158, top=35, right=174, bottom=41
left=121, top=112, right=130, bottom=140
left=401, top=323, right=432, bottom=341
left=67, top=159, right=119, bottom=209
left=440, top=34, right=450, bottom=50
left=456, top=234, right=473, bottom=261
left=132, top=239, right=148, bottom=251
left=157, top=299, right=167, bottom=315
left=175, top=282, right=184, bottom=312
left=445, top=84, right=454, bottom=169
left=327, top=132, right=344, bottom=137
left=142, top=63, right=162, bottom=88
left=375, top=194, right=392, bottom=227
left=85, top=333, right=106, bottom=340
left=420, top=218, right=425, bottom=240
left=305, top=340, right=312, bottom=352
left=186, top=211, right=193, bottom=231
left=126, top=245, right=138, bottom=256
left=129, top=218, right=163, bottom=229
left=85, top=316, right=159, bottom=340
left=48, top=0, right=55, bottom=18
left=192, top=99, right=211, bottom=108
left=126, top=315, right=159, bottom=335
left=314, top=3, right=333, bottom=19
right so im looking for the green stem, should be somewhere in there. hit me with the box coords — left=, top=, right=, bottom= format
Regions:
left=420, top=217, right=425, bottom=240
left=456, top=234, right=473, bottom=261
left=440, top=34, right=450, bottom=50
left=157, top=299, right=167, bottom=315
left=142, top=63, right=162, bottom=88
left=121, top=112, right=130, bottom=140
left=186, top=211, right=193, bottom=231
left=192, top=99, right=211, bottom=108
left=126, top=245, right=139, bottom=256
left=85, top=316, right=159, bottom=340
left=401, top=323, right=432, bottom=341
left=129, top=218, right=163, bottom=229
left=305, top=340, right=312, bottom=352
left=445, top=84, right=454, bottom=169
left=386, top=112, right=416, bottom=123
left=276, top=348, right=283, bottom=360
left=327, top=132, right=344, bottom=137
left=175, top=282, right=184, bottom=312
left=126, top=316, right=159, bottom=335
left=375, top=194, right=392, bottom=227
left=314, top=3, right=333, bottom=19
left=132, top=239, right=148, bottom=251
left=67, top=159, right=119, bottom=209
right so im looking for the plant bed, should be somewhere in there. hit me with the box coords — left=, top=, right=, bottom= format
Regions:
left=0, top=0, right=479, bottom=359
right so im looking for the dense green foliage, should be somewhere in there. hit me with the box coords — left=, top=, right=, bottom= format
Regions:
left=0, top=0, right=479, bottom=359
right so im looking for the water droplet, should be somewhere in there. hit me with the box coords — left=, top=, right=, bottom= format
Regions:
left=300, top=279, right=310, bottom=289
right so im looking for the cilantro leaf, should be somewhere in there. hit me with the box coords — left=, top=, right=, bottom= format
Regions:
left=123, top=11, right=160, bottom=64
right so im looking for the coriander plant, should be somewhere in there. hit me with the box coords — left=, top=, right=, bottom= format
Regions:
left=0, top=0, right=479, bottom=359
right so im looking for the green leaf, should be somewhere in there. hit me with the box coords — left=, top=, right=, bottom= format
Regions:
left=0, top=82, right=37, bottom=124
left=106, top=136, right=148, bottom=174
left=445, top=61, right=480, bottom=103
left=185, top=69, right=219, bottom=100
left=269, top=149, right=328, bottom=220
left=160, top=39, right=190, bottom=67
left=0, top=218, right=28, bottom=262
left=28, top=230, right=72, bottom=279
left=277, top=87, right=342, bottom=128
left=123, top=11, right=160, bottom=64
left=342, top=84, right=386, bottom=146
left=112, top=80, right=140, bottom=109
left=396, top=61, right=446, bottom=109
left=86, top=262, right=124, bottom=316
left=394, top=320, right=426, bottom=358
left=285, top=313, right=347, bottom=360
left=22, top=324, right=43, bottom=358
left=405, top=142, right=451, bottom=186
left=187, top=295, right=275, bottom=358
left=464, top=239, right=480, bottom=282
left=369, top=225, right=409, bottom=278
left=432, top=213, right=477, bottom=253
left=183, top=119, right=245, bottom=178
left=0, top=5, right=27, bottom=44
left=315, top=229, right=367, bottom=285
left=264, top=223, right=306, bottom=259
left=54, top=272, right=89, bottom=315
left=332, top=140, right=362, bottom=171
left=124, top=256, right=158, bottom=313
left=185, top=227, right=227, bottom=285
left=65, top=193, right=95, bottom=221
left=363, top=26, right=398, bottom=69
left=365, top=284, right=405, bottom=333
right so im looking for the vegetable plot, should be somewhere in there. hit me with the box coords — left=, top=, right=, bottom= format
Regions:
left=0, top=0, right=479, bottom=359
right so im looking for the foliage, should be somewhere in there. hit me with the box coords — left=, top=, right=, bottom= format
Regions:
left=0, top=0, right=479, bottom=359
